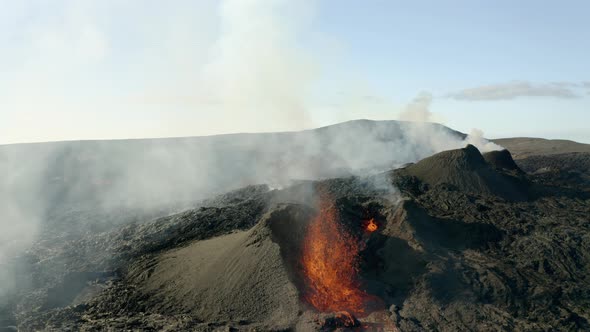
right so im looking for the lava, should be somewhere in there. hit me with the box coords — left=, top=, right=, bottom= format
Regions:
left=364, top=218, right=378, bottom=233
left=300, top=192, right=373, bottom=316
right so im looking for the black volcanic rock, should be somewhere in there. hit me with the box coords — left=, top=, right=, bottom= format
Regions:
left=483, top=149, right=523, bottom=173
left=398, top=144, right=529, bottom=201
left=387, top=199, right=503, bottom=252
left=5, top=138, right=590, bottom=331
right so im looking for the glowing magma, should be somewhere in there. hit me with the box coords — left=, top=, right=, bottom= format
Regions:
left=365, top=218, right=378, bottom=232
left=301, top=193, right=374, bottom=316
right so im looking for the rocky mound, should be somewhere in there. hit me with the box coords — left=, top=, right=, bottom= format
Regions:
left=483, top=149, right=523, bottom=173
left=398, top=144, right=528, bottom=201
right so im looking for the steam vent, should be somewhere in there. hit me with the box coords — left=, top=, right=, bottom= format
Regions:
left=6, top=140, right=590, bottom=331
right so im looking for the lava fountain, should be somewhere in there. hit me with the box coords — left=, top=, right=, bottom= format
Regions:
left=300, top=193, right=377, bottom=316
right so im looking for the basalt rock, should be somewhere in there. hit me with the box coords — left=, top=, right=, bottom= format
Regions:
left=397, top=144, right=529, bottom=201
left=5, top=146, right=590, bottom=332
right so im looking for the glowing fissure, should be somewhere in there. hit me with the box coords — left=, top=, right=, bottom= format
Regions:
left=300, top=193, right=373, bottom=316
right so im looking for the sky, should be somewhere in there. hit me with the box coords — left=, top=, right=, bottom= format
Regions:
left=1, top=0, right=589, bottom=144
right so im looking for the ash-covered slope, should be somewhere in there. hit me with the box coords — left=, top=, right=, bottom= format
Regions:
left=126, top=205, right=313, bottom=330
left=7, top=144, right=590, bottom=331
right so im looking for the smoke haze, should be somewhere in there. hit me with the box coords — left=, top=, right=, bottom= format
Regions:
left=201, top=0, right=316, bottom=132
left=0, top=0, right=502, bottom=304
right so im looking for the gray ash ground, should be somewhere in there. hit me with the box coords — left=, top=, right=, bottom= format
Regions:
left=3, top=143, right=590, bottom=331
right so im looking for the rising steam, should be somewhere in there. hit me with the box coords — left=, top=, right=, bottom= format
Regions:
left=0, top=0, right=502, bottom=307
left=201, top=0, right=316, bottom=133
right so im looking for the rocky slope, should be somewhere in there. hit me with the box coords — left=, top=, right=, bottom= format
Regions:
left=3, top=143, right=589, bottom=331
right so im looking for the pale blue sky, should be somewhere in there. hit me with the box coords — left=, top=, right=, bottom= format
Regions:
left=1, top=0, right=589, bottom=144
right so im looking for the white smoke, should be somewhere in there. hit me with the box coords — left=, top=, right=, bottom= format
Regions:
left=0, top=0, right=504, bottom=312
left=465, top=128, right=504, bottom=152
left=399, top=92, right=435, bottom=122
left=398, top=91, right=502, bottom=154
left=201, top=0, right=316, bottom=133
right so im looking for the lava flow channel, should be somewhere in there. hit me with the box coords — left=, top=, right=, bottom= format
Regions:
left=301, top=193, right=375, bottom=316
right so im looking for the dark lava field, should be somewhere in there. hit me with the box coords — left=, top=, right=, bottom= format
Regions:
left=1, top=121, right=589, bottom=331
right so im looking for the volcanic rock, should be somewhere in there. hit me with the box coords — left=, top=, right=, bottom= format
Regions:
left=398, top=144, right=529, bottom=201
left=319, top=311, right=360, bottom=328
left=5, top=139, right=590, bottom=331
left=482, top=149, right=522, bottom=173
left=386, top=199, right=502, bottom=252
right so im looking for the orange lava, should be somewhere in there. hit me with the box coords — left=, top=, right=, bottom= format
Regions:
left=301, top=193, right=372, bottom=316
left=365, top=218, right=378, bottom=232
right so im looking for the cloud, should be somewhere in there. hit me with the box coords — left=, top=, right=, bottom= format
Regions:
left=447, top=81, right=580, bottom=101
left=549, top=81, right=579, bottom=88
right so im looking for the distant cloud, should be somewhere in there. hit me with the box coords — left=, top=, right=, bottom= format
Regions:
left=549, top=81, right=579, bottom=88
left=448, top=81, right=580, bottom=101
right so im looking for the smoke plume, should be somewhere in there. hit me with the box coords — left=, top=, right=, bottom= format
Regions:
left=201, top=0, right=316, bottom=132
left=0, top=0, right=503, bottom=310
left=399, top=92, right=435, bottom=122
